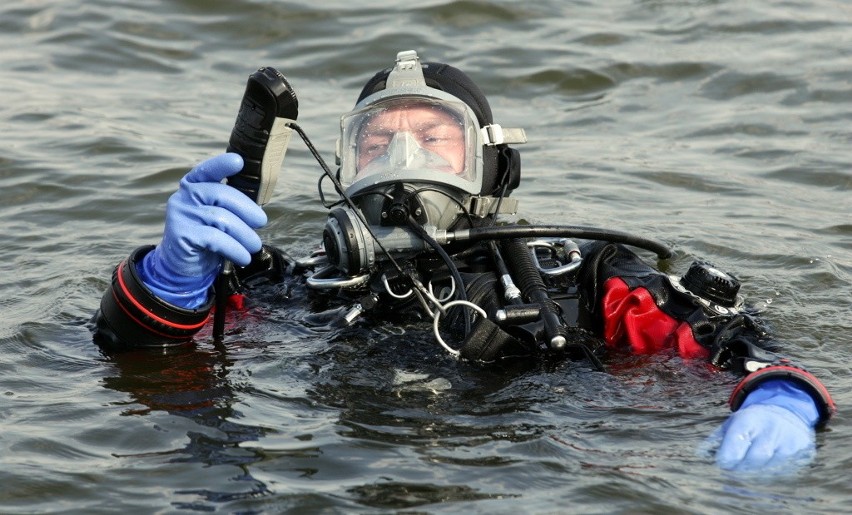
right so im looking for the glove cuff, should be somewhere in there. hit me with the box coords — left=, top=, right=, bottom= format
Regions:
left=97, top=246, right=213, bottom=347
left=140, top=244, right=219, bottom=309
left=729, top=364, right=836, bottom=427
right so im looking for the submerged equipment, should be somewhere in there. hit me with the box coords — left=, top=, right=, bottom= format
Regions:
left=217, top=50, right=676, bottom=367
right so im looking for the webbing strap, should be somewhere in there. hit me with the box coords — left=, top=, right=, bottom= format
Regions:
left=459, top=317, right=522, bottom=362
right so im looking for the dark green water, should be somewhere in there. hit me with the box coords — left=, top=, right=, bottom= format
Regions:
left=1, top=0, right=850, bottom=513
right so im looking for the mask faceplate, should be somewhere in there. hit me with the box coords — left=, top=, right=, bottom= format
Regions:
left=339, top=96, right=484, bottom=200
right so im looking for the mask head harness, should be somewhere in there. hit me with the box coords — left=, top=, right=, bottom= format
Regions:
left=325, top=50, right=527, bottom=275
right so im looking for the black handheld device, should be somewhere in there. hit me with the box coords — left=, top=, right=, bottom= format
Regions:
left=215, top=67, right=298, bottom=340
left=225, top=66, right=299, bottom=205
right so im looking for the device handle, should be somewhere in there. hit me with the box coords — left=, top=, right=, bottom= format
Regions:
left=225, top=66, right=298, bottom=205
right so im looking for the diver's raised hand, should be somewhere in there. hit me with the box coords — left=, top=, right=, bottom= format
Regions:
left=137, top=153, right=267, bottom=309
left=713, top=379, right=819, bottom=472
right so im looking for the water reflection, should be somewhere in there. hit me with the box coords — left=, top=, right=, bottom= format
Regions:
left=95, top=322, right=564, bottom=510
left=100, top=343, right=274, bottom=505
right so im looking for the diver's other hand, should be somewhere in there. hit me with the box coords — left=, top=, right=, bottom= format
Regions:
left=138, top=153, right=268, bottom=309
left=714, top=379, right=819, bottom=472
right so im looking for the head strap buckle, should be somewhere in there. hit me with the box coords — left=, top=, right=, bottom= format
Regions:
left=387, top=50, right=427, bottom=89
left=481, top=124, right=527, bottom=145
left=467, top=196, right=519, bottom=217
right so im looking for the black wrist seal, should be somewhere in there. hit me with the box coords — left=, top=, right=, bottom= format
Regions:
left=729, top=364, right=836, bottom=427
left=96, top=246, right=213, bottom=348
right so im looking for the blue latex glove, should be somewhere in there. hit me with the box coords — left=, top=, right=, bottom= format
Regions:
left=138, top=153, right=268, bottom=309
left=713, top=379, right=819, bottom=471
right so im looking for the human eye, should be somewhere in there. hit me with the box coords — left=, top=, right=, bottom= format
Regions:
left=360, top=135, right=391, bottom=155
left=420, top=126, right=460, bottom=146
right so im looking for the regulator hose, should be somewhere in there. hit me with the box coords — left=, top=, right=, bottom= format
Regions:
left=500, top=238, right=567, bottom=351
left=454, top=225, right=673, bottom=260
left=407, top=215, right=471, bottom=334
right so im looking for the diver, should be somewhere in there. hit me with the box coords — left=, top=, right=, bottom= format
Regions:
left=92, top=50, right=835, bottom=472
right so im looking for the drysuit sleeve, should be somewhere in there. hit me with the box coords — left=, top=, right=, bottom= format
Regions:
left=92, top=244, right=290, bottom=351
left=576, top=241, right=835, bottom=426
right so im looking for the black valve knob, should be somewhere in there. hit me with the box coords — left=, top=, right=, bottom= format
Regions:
left=680, top=261, right=741, bottom=307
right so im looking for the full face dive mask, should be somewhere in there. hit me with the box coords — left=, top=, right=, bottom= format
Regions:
left=324, top=50, right=527, bottom=276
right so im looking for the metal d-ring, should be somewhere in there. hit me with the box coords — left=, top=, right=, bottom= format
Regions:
left=305, top=265, right=370, bottom=289
left=382, top=273, right=414, bottom=299
left=432, top=300, right=487, bottom=358
left=428, top=276, right=456, bottom=303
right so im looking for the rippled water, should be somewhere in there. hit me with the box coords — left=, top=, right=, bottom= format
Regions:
left=1, top=0, right=850, bottom=513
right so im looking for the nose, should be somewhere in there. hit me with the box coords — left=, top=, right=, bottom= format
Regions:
left=384, top=132, right=423, bottom=168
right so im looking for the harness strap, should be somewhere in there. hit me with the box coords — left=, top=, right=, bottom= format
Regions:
left=459, top=317, right=523, bottom=362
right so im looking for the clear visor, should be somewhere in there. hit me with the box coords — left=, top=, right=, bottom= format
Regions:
left=339, top=97, right=482, bottom=196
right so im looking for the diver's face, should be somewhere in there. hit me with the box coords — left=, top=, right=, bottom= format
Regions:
left=357, top=105, right=466, bottom=174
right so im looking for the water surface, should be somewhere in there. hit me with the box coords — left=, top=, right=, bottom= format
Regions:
left=1, top=0, right=850, bottom=513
